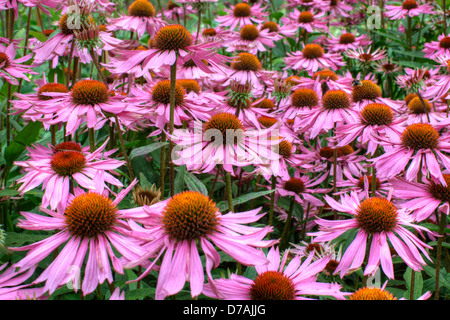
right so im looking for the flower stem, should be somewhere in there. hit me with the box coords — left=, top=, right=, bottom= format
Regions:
left=160, top=130, right=167, bottom=198
left=280, top=196, right=295, bottom=250
left=169, top=61, right=177, bottom=197
left=225, top=171, right=234, bottom=212
left=268, top=175, right=277, bottom=226
left=209, top=165, right=222, bottom=199
left=195, top=7, right=202, bottom=44
left=88, top=127, right=95, bottom=152
left=114, top=116, right=134, bottom=181
left=435, top=211, right=447, bottom=300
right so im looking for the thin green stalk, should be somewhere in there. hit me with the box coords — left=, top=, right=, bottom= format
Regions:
left=280, top=196, right=295, bottom=250
left=169, top=61, right=177, bottom=197
left=209, top=165, right=222, bottom=199
left=160, top=131, right=167, bottom=198
left=435, top=211, right=447, bottom=300
left=225, top=171, right=234, bottom=213
left=114, top=116, right=134, bottom=181
left=88, top=128, right=95, bottom=152
left=268, top=175, right=277, bottom=226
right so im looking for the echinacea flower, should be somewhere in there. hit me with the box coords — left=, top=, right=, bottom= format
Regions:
left=14, top=140, right=124, bottom=212
left=274, top=170, right=329, bottom=206
left=370, top=123, right=450, bottom=186
left=126, top=78, right=215, bottom=129
left=334, top=102, right=405, bottom=156
left=349, top=281, right=431, bottom=300
left=335, top=174, right=392, bottom=200
left=215, top=2, right=268, bottom=30
left=324, top=31, right=372, bottom=53
left=351, top=79, right=402, bottom=111
left=107, top=0, right=167, bottom=38
left=0, top=43, right=38, bottom=85
left=225, top=24, right=282, bottom=54
left=390, top=175, right=450, bottom=222
left=345, top=46, right=387, bottom=67
left=213, top=52, right=274, bottom=93
left=284, top=43, right=344, bottom=76
left=35, top=79, right=130, bottom=136
left=309, top=192, right=433, bottom=279
left=291, top=241, right=343, bottom=276
left=104, top=24, right=227, bottom=76
left=202, top=246, right=349, bottom=300
left=171, top=112, right=281, bottom=175
left=279, top=9, right=329, bottom=34
left=123, top=190, right=278, bottom=300
left=9, top=180, right=147, bottom=296
left=11, top=79, right=69, bottom=129
left=0, top=263, right=45, bottom=300
left=423, top=33, right=450, bottom=59
left=384, top=0, right=435, bottom=20
left=293, top=89, right=359, bottom=139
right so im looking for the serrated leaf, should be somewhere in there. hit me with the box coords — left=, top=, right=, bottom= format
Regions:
left=129, top=142, right=168, bottom=160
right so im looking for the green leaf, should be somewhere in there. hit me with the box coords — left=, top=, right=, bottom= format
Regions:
left=0, top=188, right=19, bottom=197
left=391, top=49, right=427, bottom=59
left=29, top=30, right=48, bottom=43
left=216, top=189, right=276, bottom=212
left=129, top=141, right=168, bottom=160
left=185, top=172, right=208, bottom=196
left=125, top=288, right=155, bottom=300
left=5, top=232, right=49, bottom=247
left=403, top=267, right=423, bottom=300
left=174, top=165, right=187, bottom=195
left=4, top=121, right=42, bottom=169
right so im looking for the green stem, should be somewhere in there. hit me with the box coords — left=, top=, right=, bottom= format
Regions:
left=160, top=130, right=167, bottom=199
left=280, top=196, right=295, bottom=250
left=225, top=171, right=234, bottom=213
left=114, top=116, right=134, bottom=180
left=268, top=175, right=277, bottom=226
left=169, top=61, right=177, bottom=197
left=435, top=211, right=447, bottom=300
left=88, top=127, right=95, bottom=152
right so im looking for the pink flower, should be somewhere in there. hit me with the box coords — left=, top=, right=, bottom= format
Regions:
left=309, top=192, right=433, bottom=279
left=202, top=246, right=349, bottom=300
left=125, top=79, right=216, bottom=129
left=390, top=176, right=450, bottom=222
left=423, top=33, right=450, bottom=59
left=106, top=0, right=167, bottom=38
left=0, top=263, right=46, bottom=300
left=384, top=0, right=435, bottom=20
left=225, top=24, right=282, bottom=54
left=215, top=2, right=268, bottom=30
left=325, top=31, right=372, bottom=53
left=14, top=139, right=124, bottom=212
left=104, top=24, right=227, bottom=77
left=334, top=102, right=404, bottom=156
left=123, top=191, right=278, bottom=300
left=279, top=9, right=329, bottom=34
left=284, top=43, right=344, bottom=76
left=35, top=79, right=130, bottom=136
left=293, top=90, right=359, bottom=139
left=274, top=170, right=329, bottom=206
left=171, top=112, right=281, bottom=175
left=9, top=180, right=147, bottom=296
left=0, top=43, right=38, bottom=85
left=370, top=123, right=450, bottom=186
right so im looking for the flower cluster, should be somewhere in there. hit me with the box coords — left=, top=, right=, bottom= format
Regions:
left=0, top=0, right=447, bottom=303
